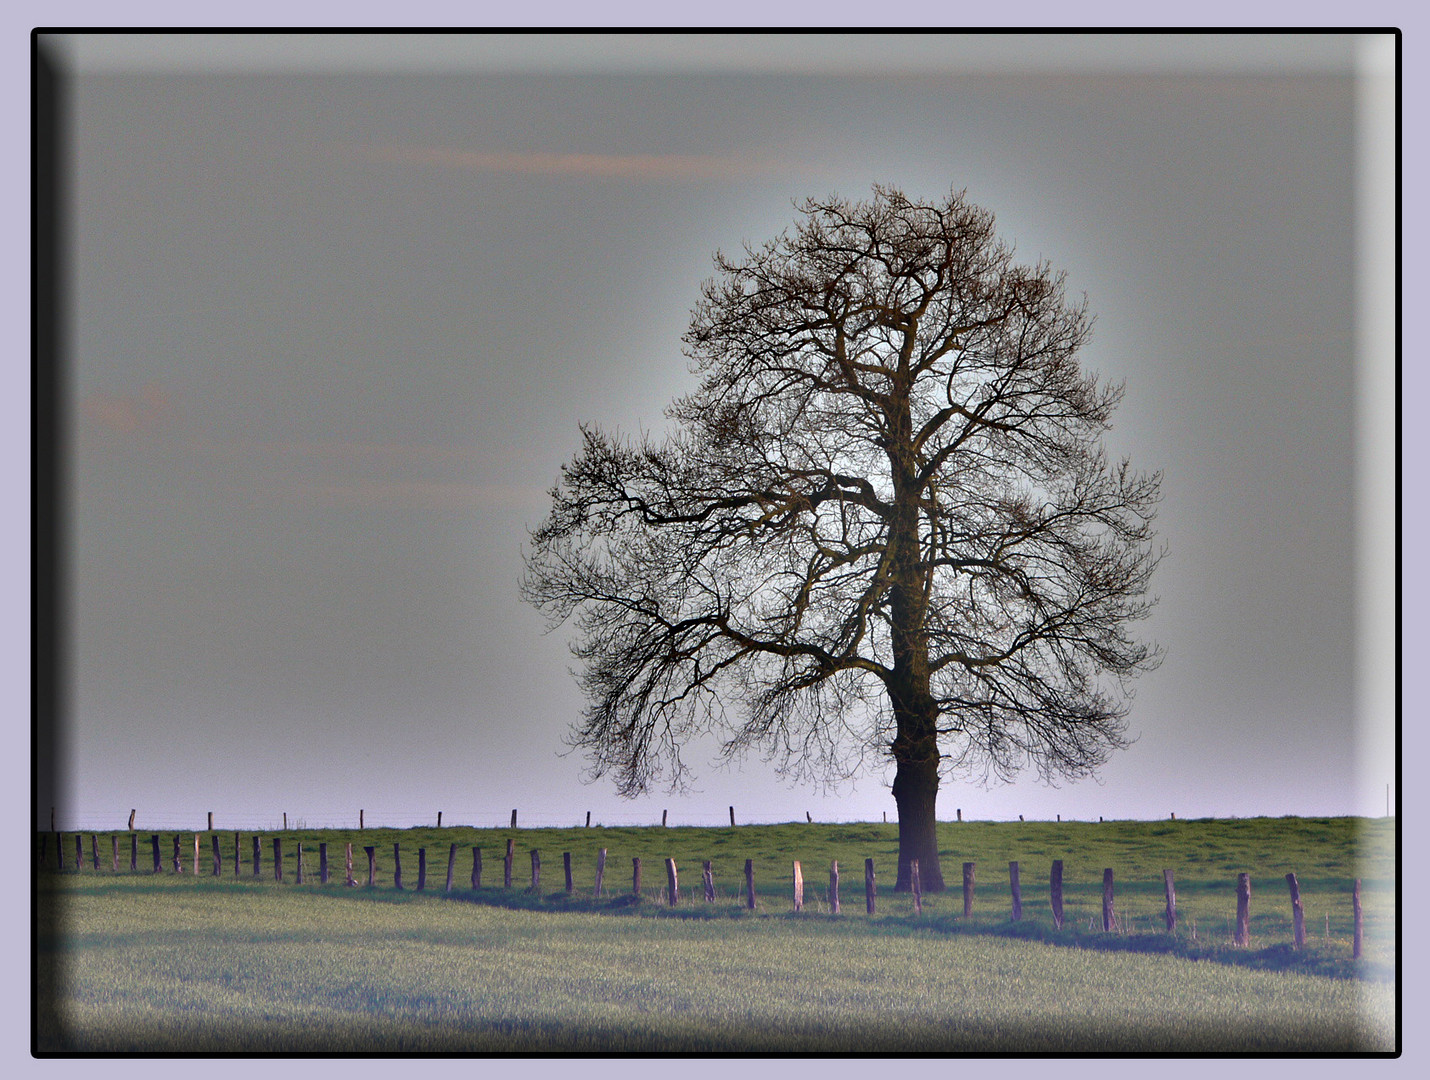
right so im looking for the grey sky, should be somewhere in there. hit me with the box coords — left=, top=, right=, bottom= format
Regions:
left=43, top=33, right=1395, bottom=831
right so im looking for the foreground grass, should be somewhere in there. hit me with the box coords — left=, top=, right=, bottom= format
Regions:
left=37, top=876, right=1396, bottom=1053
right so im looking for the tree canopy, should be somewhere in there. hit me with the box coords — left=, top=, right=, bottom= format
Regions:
left=523, top=186, right=1162, bottom=889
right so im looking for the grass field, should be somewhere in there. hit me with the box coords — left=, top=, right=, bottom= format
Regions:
left=35, top=817, right=1397, bottom=1053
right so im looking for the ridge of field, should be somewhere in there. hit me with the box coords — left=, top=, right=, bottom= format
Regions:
left=40, top=817, right=1395, bottom=978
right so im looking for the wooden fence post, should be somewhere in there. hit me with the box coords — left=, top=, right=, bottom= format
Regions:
left=666, top=858, right=678, bottom=906
left=510, top=809, right=517, bottom=829
left=662, top=809, right=668, bottom=827
left=78, top=835, right=86, bottom=871
left=729, top=806, right=736, bottom=827
left=417, top=848, right=426, bottom=891
left=360, top=809, right=364, bottom=830
left=90, top=835, right=99, bottom=871
left=110, top=835, right=118, bottom=872
left=1353, top=878, right=1363, bottom=959
left=1234, top=873, right=1250, bottom=946
left=1103, top=868, right=1116, bottom=931
left=437, top=811, right=442, bottom=829
left=273, top=838, right=282, bottom=882
left=1164, top=869, right=1177, bottom=932
left=172, top=836, right=183, bottom=874
left=365, top=846, right=376, bottom=886
left=745, top=859, right=756, bottom=910
left=585, top=811, right=591, bottom=828
left=632, top=857, right=642, bottom=898
left=830, top=860, right=840, bottom=915
left=1009, top=861, right=1022, bottom=921
left=962, top=862, right=975, bottom=916
left=193, top=833, right=200, bottom=876
left=234, top=832, right=241, bottom=877
left=595, top=848, right=607, bottom=896
left=393, top=844, right=403, bottom=890
left=212, top=834, right=222, bottom=876
left=253, top=836, right=261, bottom=878
left=504, top=839, right=514, bottom=888
left=446, top=844, right=457, bottom=893
left=865, top=858, right=876, bottom=915
left=911, top=859, right=922, bottom=915
left=207, top=811, right=214, bottom=831
left=1285, top=872, right=1304, bottom=948
left=703, top=860, right=715, bottom=903
left=346, top=843, right=356, bottom=887
left=283, top=813, right=287, bottom=831
left=563, top=852, right=573, bottom=894
left=1051, top=860, right=1064, bottom=930
left=530, top=849, right=540, bottom=892
left=129, top=809, right=136, bottom=831
left=130, top=833, right=138, bottom=872
left=296, top=843, right=304, bottom=885
left=472, top=847, right=482, bottom=889
left=55, top=832, right=63, bottom=870
left=320, top=842, right=329, bottom=885
left=150, top=834, right=161, bottom=873
left=792, top=860, right=803, bottom=912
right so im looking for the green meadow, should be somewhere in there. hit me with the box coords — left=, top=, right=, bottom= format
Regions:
left=35, top=817, right=1397, bottom=1052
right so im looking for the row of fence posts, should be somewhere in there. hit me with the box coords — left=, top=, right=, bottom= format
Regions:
left=38, top=830, right=1366, bottom=957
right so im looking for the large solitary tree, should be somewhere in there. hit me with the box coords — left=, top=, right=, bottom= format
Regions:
left=523, top=186, right=1162, bottom=890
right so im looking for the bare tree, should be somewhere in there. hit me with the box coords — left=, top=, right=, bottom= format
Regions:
left=523, top=186, right=1162, bottom=890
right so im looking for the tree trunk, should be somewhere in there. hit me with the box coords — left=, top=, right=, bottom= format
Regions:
left=891, top=752, right=944, bottom=891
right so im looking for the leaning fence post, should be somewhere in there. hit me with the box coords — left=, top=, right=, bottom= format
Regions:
left=962, top=862, right=975, bottom=916
left=446, top=844, right=457, bottom=893
left=417, top=848, right=426, bottom=891
left=911, top=859, right=922, bottom=915
left=1234, top=873, right=1250, bottom=946
left=1050, top=860, right=1064, bottom=929
left=865, top=858, right=876, bottom=915
left=595, top=848, right=607, bottom=896
left=563, top=852, right=573, bottom=894
left=1103, top=868, right=1116, bottom=931
left=703, top=860, right=715, bottom=903
left=365, top=846, right=376, bottom=886
left=1164, top=869, right=1177, bottom=932
left=745, top=859, right=756, bottom=910
left=504, top=839, right=514, bottom=888
left=1353, top=878, right=1363, bottom=959
left=1285, top=872, right=1304, bottom=948
left=792, top=860, right=803, bottom=912
left=393, top=844, right=403, bottom=890
left=1009, top=861, right=1022, bottom=921
left=666, top=858, right=679, bottom=906
left=830, top=860, right=840, bottom=915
